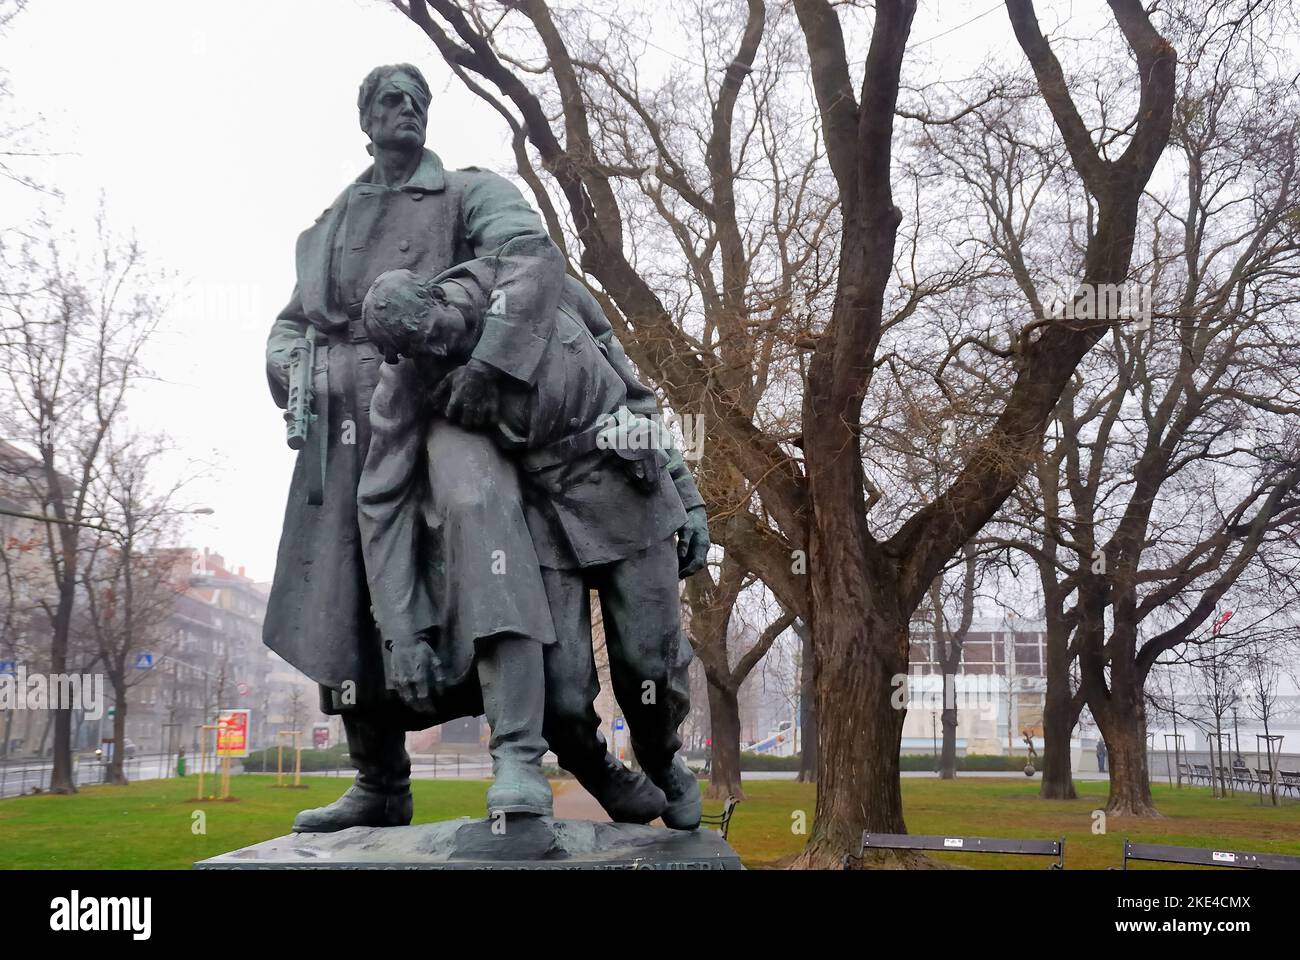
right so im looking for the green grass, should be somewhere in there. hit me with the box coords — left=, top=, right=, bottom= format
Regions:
left=0, top=775, right=488, bottom=870
left=718, top=778, right=1300, bottom=869
left=1, top=774, right=1296, bottom=869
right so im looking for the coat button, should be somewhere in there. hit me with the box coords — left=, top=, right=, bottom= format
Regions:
left=398, top=240, right=411, bottom=252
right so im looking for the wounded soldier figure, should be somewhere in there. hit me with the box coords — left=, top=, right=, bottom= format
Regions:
left=359, top=262, right=710, bottom=830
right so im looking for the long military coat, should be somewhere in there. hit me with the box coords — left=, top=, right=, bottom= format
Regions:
left=262, top=149, right=564, bottom=696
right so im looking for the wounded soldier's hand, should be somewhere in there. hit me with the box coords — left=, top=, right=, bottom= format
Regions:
left=386, top=636, right=440, bottom=713
left=676, top=505, right=710, bottom=579
left=431, top=358, right=500, bottom=430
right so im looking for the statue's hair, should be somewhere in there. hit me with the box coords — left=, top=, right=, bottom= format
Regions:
left=357, top=63, right=431, bottom=130
left=363, top=269, right=435, bottom=363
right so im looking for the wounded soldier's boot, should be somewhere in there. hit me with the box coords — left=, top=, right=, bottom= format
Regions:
left=481, top=635, right=554, bottom=817
left=573, top=754, right=666, bottom=824
left=292, top=715, right=413, bottom=833
left=642, top=755, right=702, bottom=831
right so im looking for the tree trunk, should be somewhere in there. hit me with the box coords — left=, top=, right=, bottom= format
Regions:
left=47, top=586, right=76, bottom=793
left=1039, top=682, right=1078, bottom=800
left=1097, top=702, right=1158, bottom=816
left=793, top=595, right=915, bottom=868
left=705, top=679, right=743, bottom=800
left=1039, top=608, right=1078, bottom=799
left=796, top=619, right=817, bottom=783
left=107, top=688, right=128, bottom=785
left=939, top=672, right=957, bottom=780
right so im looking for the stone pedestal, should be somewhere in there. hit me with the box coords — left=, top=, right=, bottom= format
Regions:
left=195, top=817, right=742, bottom=870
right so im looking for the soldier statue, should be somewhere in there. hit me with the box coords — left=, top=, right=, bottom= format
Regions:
left=264, top=63, right=709, bottom=833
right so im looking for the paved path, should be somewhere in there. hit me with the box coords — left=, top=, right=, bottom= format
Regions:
left=551, top=779, right=611, bottom=822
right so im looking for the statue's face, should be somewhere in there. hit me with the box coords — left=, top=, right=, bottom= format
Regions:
left=365, top=80, right=428, bottom=151
left=364, top=270, right=471, bottom=363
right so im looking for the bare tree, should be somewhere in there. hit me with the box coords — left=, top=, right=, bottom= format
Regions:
left=1240, top=632, right=1286, bottom=804
left=685, top=559, right=793, bottom=798
left=382, top=0, right=1175, bottom=865
left=78, top=433, right=189, bottom=784
left=0, top=215, right=164, bottom=791
left=923, top=545, right=978, bottom=780
left=943, top=0, right=1300, bottom=814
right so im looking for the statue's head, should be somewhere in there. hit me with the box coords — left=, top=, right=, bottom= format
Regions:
left=363, top=269, right=472, bottom=364
left=358, top=63, right=431, bottom=153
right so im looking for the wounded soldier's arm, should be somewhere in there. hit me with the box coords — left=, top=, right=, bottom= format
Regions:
left=600, top=328, right=705, bottom=513
left=459, top=170, right=566, bottom=386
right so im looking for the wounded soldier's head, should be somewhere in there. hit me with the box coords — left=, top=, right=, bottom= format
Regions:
left=363, top=269, right=474, bottom=364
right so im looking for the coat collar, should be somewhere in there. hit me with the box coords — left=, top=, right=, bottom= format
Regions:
left=356, top=147, right=446, bottom=193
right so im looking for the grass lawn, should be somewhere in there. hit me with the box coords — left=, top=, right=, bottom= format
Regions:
left=1, top=774, right=1296, bottom=869
left=722, top=778, right=1300, bottom=868
left=0, top=775, right=488, bottom=869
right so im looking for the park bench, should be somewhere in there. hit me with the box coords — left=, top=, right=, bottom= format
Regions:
left=1191, top=763, right=1212, bottom=785
left=1176, top=761, right=1193, bottom=784
left=1122, top=839, right=1300, bottom=870
left=845, top=833, right=1064, bottom=869
left=1280, top=770, right=1300, bottom=797
left=699, top=796, right=741, bottom=841
left=1253, top=768, right=1276, bottom=792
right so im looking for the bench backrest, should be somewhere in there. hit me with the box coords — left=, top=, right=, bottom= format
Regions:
left=1123, top=840, right=1300, bottom=870
left=856, top=833, right=1064, bottom=868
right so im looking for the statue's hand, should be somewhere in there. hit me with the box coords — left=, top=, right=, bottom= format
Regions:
left=431, top=358, right=500, bottom=430
left=676, top=505, right=710, bottom=579
left=386, top=636, right=439, bottom=713
left=268, top=350, right=292, bottom=392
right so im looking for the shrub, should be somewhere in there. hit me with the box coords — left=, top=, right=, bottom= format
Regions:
left=238, top=743, right=354, bottom=773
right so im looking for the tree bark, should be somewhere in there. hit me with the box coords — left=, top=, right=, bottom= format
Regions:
left=796, top=619, right=817, bottom=783
left=794, top=605, right=915, bottom=868
left=939, top=672, right=958, bottom=780
left=1038, top=608, right=1080, bottom=799
left=1039, top=681, right=1078, bottom=800
left=47, top=579, right=76, bottom=792
left=705, top=679, right=743, bottom=800
left=1096, top=699, right=1158, bottom=816
left=107, top=684, right=128, bottom=785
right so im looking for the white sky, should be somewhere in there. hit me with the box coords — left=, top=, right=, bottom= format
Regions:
left=0, top=0, right=1039, bottom=581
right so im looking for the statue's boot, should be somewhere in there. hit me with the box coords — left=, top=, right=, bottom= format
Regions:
left=481, top=635, right=553, bottom=817
left=571, top=754, right=666, bottom=824
left=292, top=714, right=412, bottom=833
left=641, top=755, right=702, bottom=831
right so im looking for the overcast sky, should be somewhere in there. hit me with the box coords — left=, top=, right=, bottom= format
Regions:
left=0, top=0, right=1050, bottom=581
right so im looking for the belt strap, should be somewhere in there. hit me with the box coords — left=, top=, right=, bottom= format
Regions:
left=520, top=421, right=607, bottom=473
left=305, top=325, right=326, bottom=506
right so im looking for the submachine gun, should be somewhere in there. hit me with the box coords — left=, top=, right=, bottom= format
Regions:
left=284, top=327, right=325, bottom=505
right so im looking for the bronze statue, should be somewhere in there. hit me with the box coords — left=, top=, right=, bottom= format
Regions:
left=263, top=63, right=709, bottom=833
